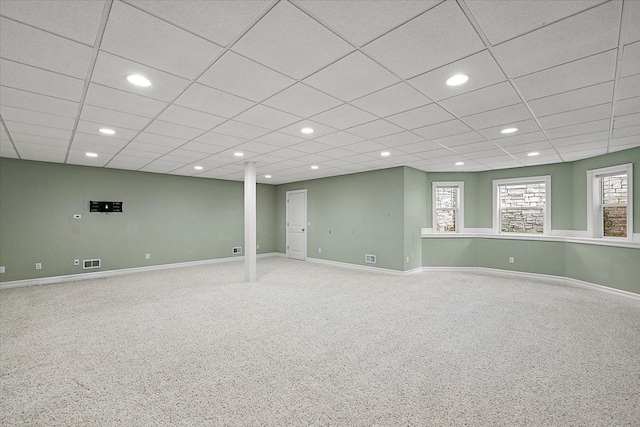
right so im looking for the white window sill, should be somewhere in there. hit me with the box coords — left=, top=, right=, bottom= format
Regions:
left=421, top=228, right=640, bottom=249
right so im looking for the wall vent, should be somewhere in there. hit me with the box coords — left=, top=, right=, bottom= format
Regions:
left=83, top=259, right=101, bottom=269
left=233, top=247, right=242, bottom=254
left=365, top=254, right=377, bottom=264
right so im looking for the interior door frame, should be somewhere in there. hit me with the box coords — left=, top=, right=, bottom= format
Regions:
left=286, top=189, right=307, bottom=260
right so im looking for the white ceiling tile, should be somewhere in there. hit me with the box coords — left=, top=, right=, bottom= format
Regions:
left=74, top=121, right=138, bottom=141
left=351, top=83, right=431, bottom=117
left=502, top=140, right=555, bottom=154
left=549, top=130, right=609, bottom=146
left=155, top=105, right=225, bottom=131
left=561, top=148, right=608, bottom=161
left=16, top=144, right=66, bottom=163
left=84, top=83, right=168, bottom=118
left=70, top=136, right=128, bottom=154
left=265, top=150, right=308, bottom=161
left=125, top=141, right=174, bottom=155
left=466, top=0, right=604, bottom=45
left=4, top=121, right=71, bottom=140
left=278, top=120, right=337, bottom=139
left=462, top=148, right=510, bottom=160
left=140, top=160, right=184, bottom=173
left=294, top=0, right=440, bottom=47
left=178, top=141, right=226, bottom=155
left=463, top=103, right=533, bottom=130
left=492, top=1, right=621, bottom=78
left=133, top=132, right=187, bottom=148
left=0, top=86, right=78, bottom=118
left=346, top=120, right=403, bottom=139
left=373, top=132, right=424, bottom=147
left=615, top=96, right=640, bottom=116
left=408, top=50, right=507, bottom=102
left=91, top=51, right=191, bottom=102
left=234, top=105, right=301, bottom=130
left=612, top=124, right=640, bottom=139
left=0, top=0, right=104, bottom=45
left=433, top=131, right=485, bottom=148
left=314, top=131, right=364, bottom=147
left=212, top=120, right=270, bottom=140
left=538, top=103, right=612, bottom=130
left=618, top=73, right=640, bottom=100
left=105, top=156, right=150, bottom=171
left=194, top=131, right=244, bottom=148
left=528, top=81, right=614, bottom=116
left=515, top=50, right=617, bottom=100
left=198, top=51, right=295, bottom=102
left=0, top=106, right=75, bottom=130
left=80, top=104, right=149, bottom=131
left=254, top=132, right=304, bottom=148
left=101, top=2, right=223, bottom=79
left=117, top=148, right=163, bottom=160
left=478, top=119, right=542, bottom=140
left=9, top=132, right=68, bottom=148
left=127, top=0, right=271, bottom=46
left=145, top=120, right=203, bottom=140
left=621, top=41, right=640, bottom=77
left=394, top=140, right=443, bottom=155
left=340, top=140, right=386, bottom=154
left=609, top=134, right=640, bottom=147
left=263, top=83, right=342, bottom=118
left=234, top=140, right=280, bottom=155
left=288, top=140, right=333, bottom=154
left=303, top=51, right=400, bottom=102
left=0, top=17, right=94, bottom=79
left=174, top=83, right=254, bottom=118
left=440, top=82, right=521, bottom=118
left=231, top=1, right=353, bottom=79
left=556, top=140, right=608, bottom=153
left=0, top=59, right=84, bottom=101
left=385, top=104, right=454, bottom=130
left=165, top=148, right=209, bottom=161
left=613, top=112, right=640, bottom=129
left=363, top=0, right=485, bottom=78
left=449, top=141, right=497, bottom=154
left=520, top=153, right=563, bottom=166
left=413, top=119, right=472, bottom=140
left=492, top=131, right=548, bottom=148
left=310, top=104, right=377, bottom=129
left=316, top=147, right=358, bottom=160
left=415, top=149, right=462, bottom=160
left=0, top=142, right=19, bottom=158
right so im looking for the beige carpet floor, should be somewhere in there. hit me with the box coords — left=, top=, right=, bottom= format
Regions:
left=1, top=257, right=639, bottom=426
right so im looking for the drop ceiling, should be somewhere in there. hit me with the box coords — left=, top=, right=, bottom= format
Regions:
left=0, top=0, right=638, bottom=184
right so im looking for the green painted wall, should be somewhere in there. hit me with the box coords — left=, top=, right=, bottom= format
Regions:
left=403, top=167, right=428, bottom=271
left=275, top=168, right=406, bottom=271
left=0, top=158, right=277, bottom=282
left=423, top=238, right=476, bottom=268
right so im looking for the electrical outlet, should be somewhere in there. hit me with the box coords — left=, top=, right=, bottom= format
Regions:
left=74, top=259, right=80, bottom=266
left=509, top=257, right=514, bottom=264
left=318, top=248, right=322, bottom=253
left=406, top=256, right=410, bottom=263
left=257, top=244, right=260, bottom=250
left=0, top=266, right=5, bottom=274
left=35, top=263, right=42, bottom=270
left=146, top=254, right=150, bottom=259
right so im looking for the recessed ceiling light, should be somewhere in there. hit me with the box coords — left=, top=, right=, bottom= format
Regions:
left=265, top=175, right=272, bottom=179
left=527, top=151, right=540, bottom=157
left=126, top=74, right=151, bottom=87
left=310, top=165, right=319, bottom=170
left=380, top=151, right=391, bottom=157
left=446, top=74, right=469, bottom=86
left=500, top=127, right=518, bottom=134
left=234, top=152, right=244, bottom=157
left=98, top=128, right=115, bottom=135
left=194, top=166, right=203, bottom=170
left=301, top=127, right=314, bottom=134
left=85, top=152, right=98, bottom=158
left=455, top=161, right=464, bottom=166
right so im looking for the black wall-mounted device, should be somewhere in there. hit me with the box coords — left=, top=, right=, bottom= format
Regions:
left=90, top=201, right=123, bottom=213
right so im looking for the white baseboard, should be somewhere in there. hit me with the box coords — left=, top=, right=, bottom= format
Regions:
left=0, top=253, right=283, bottom=290
left=307, top=257, right=409, bottom=275
left=423, top=266, right=640, bottom=301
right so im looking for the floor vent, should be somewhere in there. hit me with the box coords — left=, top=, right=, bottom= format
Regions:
left=83, top=259, right=101, bottom=269
left=233, top=247, right=242, bottom=254
left=365, top=254, right=377, bottom=264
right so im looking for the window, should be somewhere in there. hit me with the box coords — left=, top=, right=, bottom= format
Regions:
left=493, top=176, right=551, bottom=235
left=587, top=164, right=633, bottom=240
left=433, top=182, right=464, bottom=232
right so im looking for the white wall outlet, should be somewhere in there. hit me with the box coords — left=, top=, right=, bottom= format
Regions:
left=233, top=247, right=242, bottom=254
left=146, top=254, right=150, bottom=259
left=257, top=244, right=260, bottom=250
left=74, top=259, right=80, bottom=266
left=308, top=221, right=311, bottom=226
left=509, top=257, right=515, bottom=264
left=35, top=263, right=42, bottom=270
left=406, top=256, right=410, bottom=263
left=318, top=248, right=322, bottom=253
left=0, top=266, right=5, bottom=273
left=73, top=214, right=81, bottom=219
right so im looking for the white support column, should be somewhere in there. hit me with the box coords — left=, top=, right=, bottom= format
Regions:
left=244, top=162, right=257, bottom=282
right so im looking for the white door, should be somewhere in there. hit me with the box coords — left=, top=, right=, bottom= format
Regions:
left=286, top=189, right=307, bottom=261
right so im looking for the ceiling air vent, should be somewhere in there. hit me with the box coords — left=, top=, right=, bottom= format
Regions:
left=365, top=254, right=377, bottom=264
left=83, top=259, right=101, bottom=269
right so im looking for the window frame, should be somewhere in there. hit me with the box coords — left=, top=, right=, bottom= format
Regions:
left=492, top=175, right=552, bottom=236
left=432, top=181, right=464, bottom=233
left=587, top=163, right=633, bottom=241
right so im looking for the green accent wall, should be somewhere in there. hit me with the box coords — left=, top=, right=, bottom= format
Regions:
left=403, top=167, right=428, bottom=271
left=0, top=158, right=276, bottom=282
